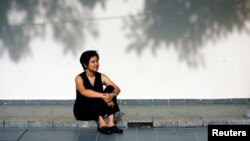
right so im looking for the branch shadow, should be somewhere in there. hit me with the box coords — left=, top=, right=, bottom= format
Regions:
left=1, top=0, right=250, bottom=67
left=123, top=0, right=250, bottom=68
left=0, top=0, right=105, bottom=62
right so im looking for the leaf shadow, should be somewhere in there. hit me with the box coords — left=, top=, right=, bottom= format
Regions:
left=123, top=0, right=250, bottom=68
left=0, top=0, right=105, bottom=62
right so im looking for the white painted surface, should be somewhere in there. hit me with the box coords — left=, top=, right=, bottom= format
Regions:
left=0, top=0, right=250, bottom=99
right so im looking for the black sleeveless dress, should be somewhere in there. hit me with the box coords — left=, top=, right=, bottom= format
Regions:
left=73, top=72, right=120, bottom=121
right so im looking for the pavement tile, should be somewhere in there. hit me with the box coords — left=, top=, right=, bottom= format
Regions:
left=97, top=133, right=117, bottom=141
left=0, top=127, right=210, bottom=141
left=194, top=127, right=208, bottom=141
left=156, top=128, right=178, bottom=141
left=116, top=128, right=137, bottom=141
left=19, top=128, right=79, bottom=141
left=175, top=128, right=197, bottom=141
left=138, top=134, right=157, bottom=141
left=77, top=134, right=97, bottom=141
left=0, top=128, right=26, bottom=141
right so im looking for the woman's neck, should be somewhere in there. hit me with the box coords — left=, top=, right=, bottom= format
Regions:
left=85, top=70, right=95, bottom=77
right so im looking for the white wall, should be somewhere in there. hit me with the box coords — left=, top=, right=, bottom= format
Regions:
left=0, top=0, right=250, bottom=99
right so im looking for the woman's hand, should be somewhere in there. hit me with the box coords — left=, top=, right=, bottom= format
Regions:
left=102, top=93, right=113, bottom=103
left=107, top=101, right=115, bottom=107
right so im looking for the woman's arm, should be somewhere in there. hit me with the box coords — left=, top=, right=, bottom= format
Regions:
left=75, top=75, right=113, bottom=102
left=101, top=74, right=121, bottom=96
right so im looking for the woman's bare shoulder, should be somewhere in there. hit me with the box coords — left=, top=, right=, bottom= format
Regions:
left=75, top=75, right=83, bottom=83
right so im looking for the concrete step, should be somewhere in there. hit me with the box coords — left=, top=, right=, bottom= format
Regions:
left=0, top=104, right=249, bottom=128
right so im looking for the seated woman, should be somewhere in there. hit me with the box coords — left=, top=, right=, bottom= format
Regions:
left=73, top=50, right=123, bottom=135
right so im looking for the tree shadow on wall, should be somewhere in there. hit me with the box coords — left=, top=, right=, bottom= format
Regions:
left=123, top=0, right=250, bottom=67
left=0, top=0, right=105, bottom=62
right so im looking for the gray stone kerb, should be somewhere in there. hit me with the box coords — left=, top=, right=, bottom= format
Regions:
left=1, top=116, right=250, bottom=128
left=0, top=100, right=249, bottom=128
left=0, top=98, right=249, bottom=105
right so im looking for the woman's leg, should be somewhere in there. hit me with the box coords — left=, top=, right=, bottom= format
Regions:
left=98, top=116, right=106, bottom=127
left=101, top=85, right=123, bottom=133
left=106, top=114, right=115, bottom=127
left=103, top=85, right=119, bottom=126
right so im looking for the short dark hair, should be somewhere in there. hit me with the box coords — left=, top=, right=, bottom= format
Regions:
left=80, top=50, right=99, bottom=70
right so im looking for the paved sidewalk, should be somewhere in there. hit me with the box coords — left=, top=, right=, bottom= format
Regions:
left=0, top=104, right=249, bottom=128
left=0, top=127, right=208, bottom=141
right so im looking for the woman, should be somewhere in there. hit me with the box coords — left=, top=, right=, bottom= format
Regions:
left=73, top=50, right=123, bottom=135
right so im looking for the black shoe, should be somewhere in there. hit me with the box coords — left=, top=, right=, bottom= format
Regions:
left=98, top=126, right=113, bottom=135
left=109, top=126, right=123, bottom=134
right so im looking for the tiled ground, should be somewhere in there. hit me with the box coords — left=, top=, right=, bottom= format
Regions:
left=0, top=127, right=208, bottom=141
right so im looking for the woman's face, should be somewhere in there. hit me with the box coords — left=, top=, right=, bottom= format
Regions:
left=86, top=56, right=99, bottom=72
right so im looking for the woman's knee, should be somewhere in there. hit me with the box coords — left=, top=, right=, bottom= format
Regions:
left=104, top=85, right=114, bottom=93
